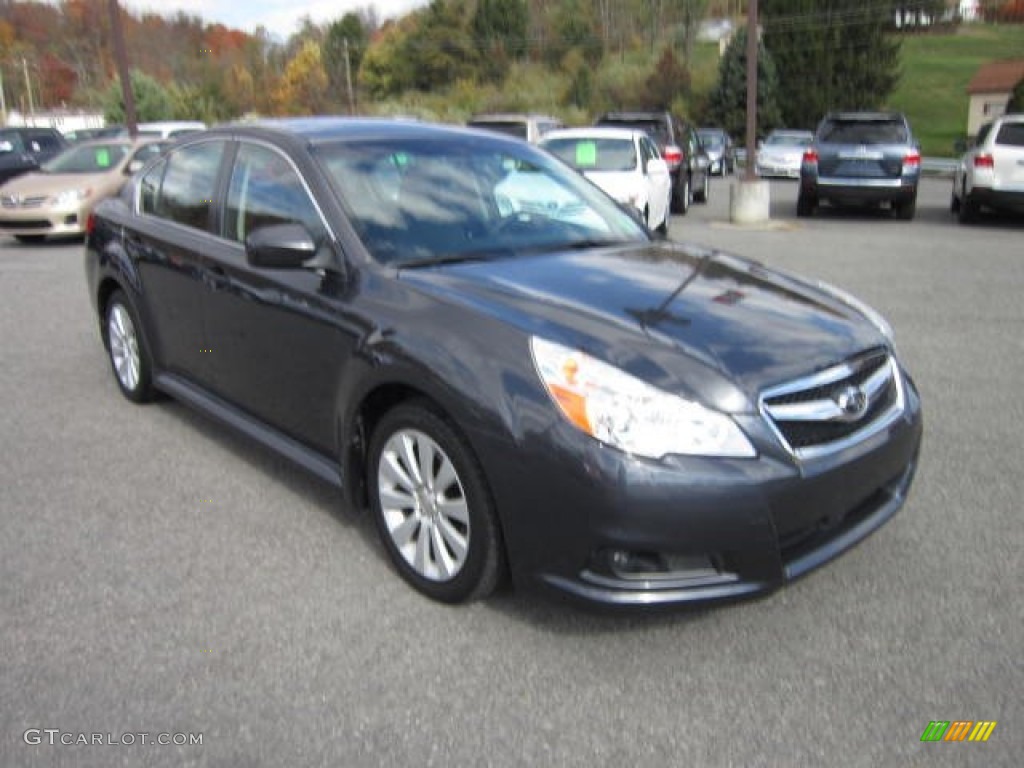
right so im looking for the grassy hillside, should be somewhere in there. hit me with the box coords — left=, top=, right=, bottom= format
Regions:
left=890, top=24, right=1024, bottom=156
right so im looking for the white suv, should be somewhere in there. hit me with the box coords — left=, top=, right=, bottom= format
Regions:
left=952, top=113, right=1024, bottom=223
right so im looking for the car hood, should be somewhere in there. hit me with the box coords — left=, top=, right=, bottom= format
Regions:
left=0, top=170, right=121, bottom=197
left=399, top=241, right=887, bottom=411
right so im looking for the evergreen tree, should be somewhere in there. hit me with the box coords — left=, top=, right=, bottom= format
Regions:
left=103, top=70, right=174, bottom=123
left=472, top=0, right=528, bottom=82
left=1007, top=77, right=1024, bottom=114
left=762, top=0, right=901, bottom=129
left=706, top=27, right=782, bottom=140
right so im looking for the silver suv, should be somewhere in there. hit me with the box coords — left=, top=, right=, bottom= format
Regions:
left=798, top=112, right=921, bottom=220
left=466, top=113, right=564, bottom=144
left=951, top=113, right=1024, bottom=223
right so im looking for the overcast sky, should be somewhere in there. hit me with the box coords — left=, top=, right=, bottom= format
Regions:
left=123, top=0, right=427, bottom=37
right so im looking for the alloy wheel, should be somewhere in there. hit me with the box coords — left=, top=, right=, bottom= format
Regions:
left=376, top=428, right=471, bottom=582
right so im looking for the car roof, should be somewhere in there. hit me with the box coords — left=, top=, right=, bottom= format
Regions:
left=467, top=113, right=561, bottom=122
left=541, top=127, right=642, bottom=142
left=823, top=112, right=906, bottom=122
left=208, top=117, right=518, bottom=147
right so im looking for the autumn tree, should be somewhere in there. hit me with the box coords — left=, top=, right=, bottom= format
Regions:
left=643, top=46, right=692, bottom=110
left=272, top=40, right=329, bottom=115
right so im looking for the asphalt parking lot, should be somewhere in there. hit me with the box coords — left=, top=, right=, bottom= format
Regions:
left=1, top=176, right=1021, bottom=767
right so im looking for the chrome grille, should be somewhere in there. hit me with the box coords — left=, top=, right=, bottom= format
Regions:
left=760, top=349, right=904, bottom=459
left=1, top=194, right=48, bottom=209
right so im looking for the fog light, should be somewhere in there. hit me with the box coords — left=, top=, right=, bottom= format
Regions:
left=64, top=214, right=78, bottom=225
left=596, top=549, right=720, bottom=582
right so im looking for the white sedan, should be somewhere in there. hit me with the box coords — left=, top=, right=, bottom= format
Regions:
left=539, top=127, right=672, bottom=233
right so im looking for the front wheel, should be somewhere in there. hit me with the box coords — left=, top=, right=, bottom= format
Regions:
left=673, top=175, right=691, bottom=215
left=694, top=172, right=709, bottom=204
left=104, top=290, right=156, bottom=403
left=368, top=401, right=504, bottom=603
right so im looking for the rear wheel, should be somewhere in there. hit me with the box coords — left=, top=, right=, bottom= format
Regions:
left=894, top=197, right=916, bottom=221
left=796, top=191, right=816, bottom=218
left=950, top=186, right=961, bottom=214
left=957, top=186, right=980, bottom=224
left=368, top=400, right=503, bottom=603
left=673, top=174, right=691, bottom=215
left=104, top=290, right=156, bottom=403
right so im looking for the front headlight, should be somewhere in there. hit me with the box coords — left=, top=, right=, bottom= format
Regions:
left=530, top=337, right=755, bottom=459
left=51, top=188, right=90, bottom=207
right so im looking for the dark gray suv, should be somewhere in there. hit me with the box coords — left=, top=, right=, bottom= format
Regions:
left=0, top=127, right=68, bottom=185
left=798, top=112, right=921, bottom=220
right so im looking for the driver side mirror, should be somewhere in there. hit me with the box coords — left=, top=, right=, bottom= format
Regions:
left=245, top=223, right=318, bottom=269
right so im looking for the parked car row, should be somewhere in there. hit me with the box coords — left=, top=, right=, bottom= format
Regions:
left=0, top=121, right=206, bottom=242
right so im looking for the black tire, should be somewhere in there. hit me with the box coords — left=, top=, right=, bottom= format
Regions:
left=950, top=187, right=961, bottom=214
left=673, top=174, right=691, bottom=215
left=368, top=400, right=504, bottom=603
left=958, top=188, right=979, bottom=224
left=796, top=191, right=816, bottom=218
left=694, top=172, right=709, bottom=204
left=104, top=290, right=156, bottom=403
left=894, top=197, right=916, bottom=221
left=14, top=235, right=45, bottom=244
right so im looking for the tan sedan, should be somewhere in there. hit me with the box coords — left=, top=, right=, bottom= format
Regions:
left=0, top=138, right=166, bottom=243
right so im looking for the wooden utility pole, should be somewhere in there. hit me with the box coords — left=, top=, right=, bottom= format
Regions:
left=343, top=38, right=355, bottom=114
left=22, top=58, right=35, bottom=115
left=744, top=0, right=758, bottom=181
left=108, top=0, right=137, bottom=136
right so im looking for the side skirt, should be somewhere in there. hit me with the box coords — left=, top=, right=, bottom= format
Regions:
left=155, top=373, right=344, bottom=490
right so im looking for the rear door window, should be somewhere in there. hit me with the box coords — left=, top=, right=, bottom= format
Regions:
left=141, top=140, right=227, bottom=232
left=994, top=123, right=1024, bottom=147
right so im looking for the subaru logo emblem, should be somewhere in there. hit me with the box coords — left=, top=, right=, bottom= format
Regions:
left=834, top=385, right=869, bottom=422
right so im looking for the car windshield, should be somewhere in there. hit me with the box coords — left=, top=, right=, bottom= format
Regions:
left=542, top=137, right=637, bottom=172
left=43, top=143, right=128, bottom=173
left=819, top=119, right=908, bottom=145
left=315, top=136, right=648, bottom=267
left=699, top=133, right=724, bottom=148
left=765, top=133, right=812, bottom=147
left=0, top=132, right=25, bottom=152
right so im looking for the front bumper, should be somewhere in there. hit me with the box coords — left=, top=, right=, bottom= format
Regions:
left=0, top=202, right=89, bottom=237
left=478, top=370, right=923, bottom=609
left=756, top=160, right=801, bottom=178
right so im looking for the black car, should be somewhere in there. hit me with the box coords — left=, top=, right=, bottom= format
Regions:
left=595, top=110, right=711, bottom=214
left=85, top=118, right=922, bottom=609
left=0, top=127, right=68, bottom=185
left=798, top=112, right=921, bottom=219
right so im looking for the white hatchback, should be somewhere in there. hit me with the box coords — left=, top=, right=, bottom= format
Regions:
left=952, top=113, right=1024, bottom=223
left=539, top=127, right=672, bottom=233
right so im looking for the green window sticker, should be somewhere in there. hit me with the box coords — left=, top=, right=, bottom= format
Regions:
left=95, top=149, right=111, bottom=168
left=575, top=141, right=597, bottom=167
